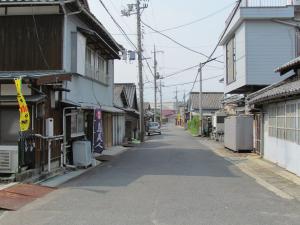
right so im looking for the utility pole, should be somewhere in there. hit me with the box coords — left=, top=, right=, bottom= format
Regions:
left=198, top=57, right=217, bottom=136
left=159, top=79, right=163, bottom=125
left=153, top=45, right=157, bottom=122
left=175, top=87, right=178, bottom=113
left=122, top=0, right=148, bottom=142
left=199, top=63, right=203, bottom=136
left=136, top=0, right=144, bottom=142
left=152, top=47, right=164, bottom=123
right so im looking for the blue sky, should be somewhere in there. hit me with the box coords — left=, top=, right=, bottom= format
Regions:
left=88, top=0, right=237, bottom=102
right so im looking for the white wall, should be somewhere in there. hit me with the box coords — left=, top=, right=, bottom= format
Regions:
left=246, top=21, right=295, bottom=85
left=63, top=15, right=115, bottom=107
left=264, top=103, right=300, bottom=176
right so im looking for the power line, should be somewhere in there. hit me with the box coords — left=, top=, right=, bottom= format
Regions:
left=158, top=2, right=236, bottom=33
left=112, top=2, right=235, bottom=35
left=141, top=20, right=223, bottom=63
left=98, top=0, right=155, bottom=78
left=143, top=74, right=223, bottom=89
left=163, top=65, right=199, bottom=79
left=189, top=1, right=239, bottom=94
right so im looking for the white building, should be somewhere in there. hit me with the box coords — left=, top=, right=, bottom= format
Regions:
left=248, top=57, right=300, bottom=176
left=220, top=0, right=299, bottom=95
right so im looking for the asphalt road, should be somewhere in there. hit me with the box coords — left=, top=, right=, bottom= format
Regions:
left=1, top=124, right=300, bottom=225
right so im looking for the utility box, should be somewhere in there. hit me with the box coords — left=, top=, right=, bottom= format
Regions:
left=45, top=118, right=54, bottom=137
left=72, top=141, right=92, bottom=168
left=224, top=115, right=253, bottom=152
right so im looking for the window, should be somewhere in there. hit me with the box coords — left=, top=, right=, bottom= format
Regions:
left=226, top=37, right=236, bottom=84
left=268, top=106, right=277, bottom=137
left=269, top=102, right=300, bottom=143
left=286, top=104, right=296, bottom=142
left=277, top=104, right=285, bottom=140
left=217, top=116, right=225, bottom=124
left=70, top=110, right=85, bottom=137
left=85, top=47, right=109, bottom=84
left=98, top=56, right=108, bottom=84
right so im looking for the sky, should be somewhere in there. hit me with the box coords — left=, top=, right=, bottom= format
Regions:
left=88, top=0, right=237, bottom=103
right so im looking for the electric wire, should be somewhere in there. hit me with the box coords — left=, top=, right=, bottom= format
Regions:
left=188, top=1, right=239, bottom=93
left=112, top=2, right=235, bottom=35
left=98, top=0, right=155, bottom=78
left=141, top=20, right=223, bottom=63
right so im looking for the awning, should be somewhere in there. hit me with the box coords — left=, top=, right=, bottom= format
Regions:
left=78, top=27, right=120, bottom=60
left=101, top=105, right=124, bottom=114
left=0, top=95, right=46, bottom=103
left=60, top=99, right=81, bottom=107
left=62, top=100, right=125, bottom=113
left=0, top=71, right=72, bottom=85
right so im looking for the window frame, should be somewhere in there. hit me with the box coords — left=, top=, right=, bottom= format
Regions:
left=226, top=36, right=236, bottom=85
left=70, top=110, right=85, bottom=138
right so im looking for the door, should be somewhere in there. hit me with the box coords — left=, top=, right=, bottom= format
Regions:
left=103, top=113, right=113, bottom=148
left=254, top=114, right=262, bottom=155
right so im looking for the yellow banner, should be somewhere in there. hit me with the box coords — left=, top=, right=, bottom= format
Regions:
left=14, top=78, right=30, bottom=132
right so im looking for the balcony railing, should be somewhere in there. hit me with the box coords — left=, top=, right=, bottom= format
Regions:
left=241, top=0, right=292, bottom=7
left=226, top=0, right=293, bottom=24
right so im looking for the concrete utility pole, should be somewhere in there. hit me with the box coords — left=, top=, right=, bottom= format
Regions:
left=175, top=87, right=178, bottom=113
left=198, top=57, right=217, bottom=136
left=199, top=63, right=203, bottom=136
left=159, top=79, right=163, bottom=124
left=136, top=0, right=144, bottom=142
left=152, top=47, right=164, bottom=123
left=122, top=0, right=148, bottom=142
left=153, top=45, right=157, bottom=122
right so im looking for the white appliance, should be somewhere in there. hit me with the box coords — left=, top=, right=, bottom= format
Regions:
left=224, top=115, right=253, bottom=152
left=212, top=111, right=227, bottom=133
left=72, top=141, right=92, bottom=167
left=45, top=118, right=54, bottom=137
left=0, top=146, right=18, bottom=174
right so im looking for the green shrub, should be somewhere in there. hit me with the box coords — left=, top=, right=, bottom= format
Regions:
left=188, top=116, right=200, bottom=135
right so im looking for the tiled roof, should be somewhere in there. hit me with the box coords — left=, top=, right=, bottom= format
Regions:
left=0, top=70, right=70, bottom=78
left=247, top=75, right=300, bottom=105
left=189, top=92, right=224, bottom=110
left=275, top=56, right=300, bottom=75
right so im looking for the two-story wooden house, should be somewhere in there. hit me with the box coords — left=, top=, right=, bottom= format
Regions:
left=0, top=0, right=123, bottom=178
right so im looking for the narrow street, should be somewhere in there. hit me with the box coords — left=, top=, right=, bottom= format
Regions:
left=1, top=125, right=300, bottom=225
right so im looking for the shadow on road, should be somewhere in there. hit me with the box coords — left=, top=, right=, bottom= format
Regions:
left=62, top=126, right=237, bottom=189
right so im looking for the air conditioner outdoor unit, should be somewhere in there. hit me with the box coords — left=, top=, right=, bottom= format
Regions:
left=0, top=146, right=18, bottom=174
left=72, top=141, right=92, bottom=168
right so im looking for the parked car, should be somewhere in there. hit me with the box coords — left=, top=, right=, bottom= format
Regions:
left=147, top=122, right=161, bottom=136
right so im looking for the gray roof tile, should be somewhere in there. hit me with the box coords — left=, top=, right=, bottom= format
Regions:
left=248, top=75, right=300, bottom=104
left=189, top=92, right=224, bottom=110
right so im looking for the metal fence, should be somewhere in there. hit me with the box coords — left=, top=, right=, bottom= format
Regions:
left=226, top=0, right=292, bottom=24
left=241, top=0, right=291, bottom=7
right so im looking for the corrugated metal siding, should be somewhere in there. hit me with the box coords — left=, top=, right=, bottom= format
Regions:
left=246, top=21, right=295, bottom=85
left=0, top=15, right=63, bottom=71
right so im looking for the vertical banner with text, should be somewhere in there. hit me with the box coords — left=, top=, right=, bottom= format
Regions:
left=14, top=78, right=30, bottom=132
left=93, top=108, right=104, bottom=153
